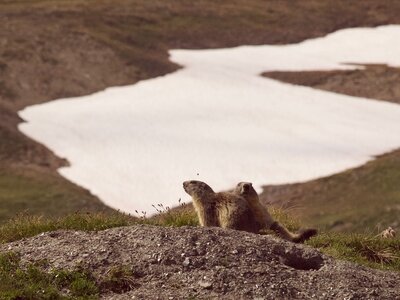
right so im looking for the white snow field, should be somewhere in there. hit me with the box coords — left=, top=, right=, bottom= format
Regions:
left=19, top=25, right=400, bottom=214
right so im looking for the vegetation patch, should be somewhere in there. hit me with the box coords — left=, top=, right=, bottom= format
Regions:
left=100, top=265, right=141, bottom=293
left=0, top=251, right=98, bottom=299
left=0, top=206, right=199, bottom=244
left=0, top=213, right=135, bottom=244
left=261, top=149, right=400, bottom=232
left=0, top=167, right=114, bottom=224
left=0, top=251, right=147, bottom=299
left=308, top=233, right=400, bottom=271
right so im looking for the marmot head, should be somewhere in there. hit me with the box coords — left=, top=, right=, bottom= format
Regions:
left=183, top=180, right=214, bottom=198
left=235, top=182, right=257, bottom=197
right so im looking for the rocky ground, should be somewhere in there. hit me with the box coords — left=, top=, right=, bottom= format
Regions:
left=1, top=225, right=399, bottom=299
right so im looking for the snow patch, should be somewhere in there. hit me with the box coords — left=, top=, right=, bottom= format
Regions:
left=19, top=25, right=400, bottom=214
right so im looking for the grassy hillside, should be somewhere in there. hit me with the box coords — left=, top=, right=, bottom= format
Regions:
left=261, top=150, right=400, bottom=232
left=261, top=67, right=400, bottom=232
left=0, top=167, right=113, bottom=223
left=0, top=0, right=400, bottom=228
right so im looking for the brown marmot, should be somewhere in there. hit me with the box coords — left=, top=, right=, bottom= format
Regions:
left=234, top=182, right=317, bottom=243
left=183, top=180, right=258, bottom=233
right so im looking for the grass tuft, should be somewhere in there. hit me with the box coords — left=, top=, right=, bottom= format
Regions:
left=0, top=252, right=99, bottom=299
left=0, top=212, right=137, bottom=244
left=307, top=233, right=400, bottom=271
left=0, top=205, right=199, bottom=244
left=100, top=265, right=139, bottom=293
left=269, top=206, right=301, bottom=232
left=150, top=206, right=199, bottom=227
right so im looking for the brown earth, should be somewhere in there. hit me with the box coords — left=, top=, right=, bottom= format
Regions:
left=264, top=64, right=400, bottom=105
left=2, top=0, right=400, bottom=221
left=2, top=225, right=399, bottom=299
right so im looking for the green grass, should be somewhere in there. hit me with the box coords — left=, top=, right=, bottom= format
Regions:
left=0, top=213, right=133, bottom=244
left=0, top=167, right=113, bottom=224
left=0, top=250, right=148, bottom=299
left=0, top=251, right=98, bottom=299
left=308, top=233, right=400, bottom=272
left=100, top=265, right=139, bottom=293
left=0, top=208, right=198, bottom=244
left=262, top=150, right=400, bottom=233
left=0, top=251, right=145, bottom=299
left=309, top=151, right=400, bottom=232
left=268, top=206, right=301, bottom=232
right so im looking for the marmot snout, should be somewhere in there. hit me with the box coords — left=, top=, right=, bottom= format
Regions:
left=183, top=180, right=214, bottom=198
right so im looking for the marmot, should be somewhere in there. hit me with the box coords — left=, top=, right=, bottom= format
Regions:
left=183, top=180, right=258, bottom=233
left=234, top=182, right=317, bottom=243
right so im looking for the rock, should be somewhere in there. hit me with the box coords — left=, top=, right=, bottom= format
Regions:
left=198, top=280, right=213, bottom=289
left=183, top=257, right=190, bottom=266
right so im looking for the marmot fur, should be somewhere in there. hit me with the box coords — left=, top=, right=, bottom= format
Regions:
left=234, top=182, right=317, bottom=243
left=183, top=180, right=258, bottom=233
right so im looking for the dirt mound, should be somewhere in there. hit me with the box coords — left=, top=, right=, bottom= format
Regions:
left=2, top=225, right=399, bottom=299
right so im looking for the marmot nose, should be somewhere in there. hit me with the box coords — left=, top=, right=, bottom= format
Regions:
left=182, top=181, right=190, bottom=193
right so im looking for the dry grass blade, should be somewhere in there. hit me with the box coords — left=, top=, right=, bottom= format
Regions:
left=361, top=245, right=398, bottom=264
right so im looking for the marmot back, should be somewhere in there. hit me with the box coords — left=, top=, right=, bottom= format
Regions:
left=235, top=182, right=275, bottom=231
left=235, top=182, right=317, bottom=243
left=215, top=191, right=258, bottom=233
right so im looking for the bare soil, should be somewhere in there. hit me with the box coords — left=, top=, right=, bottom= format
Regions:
left=264, top=64, right=400, bottom=105
left=2, top=225, right=399, bottom=299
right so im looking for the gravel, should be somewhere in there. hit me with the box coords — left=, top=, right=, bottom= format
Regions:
left=1, top=225, right=399, bottom=299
